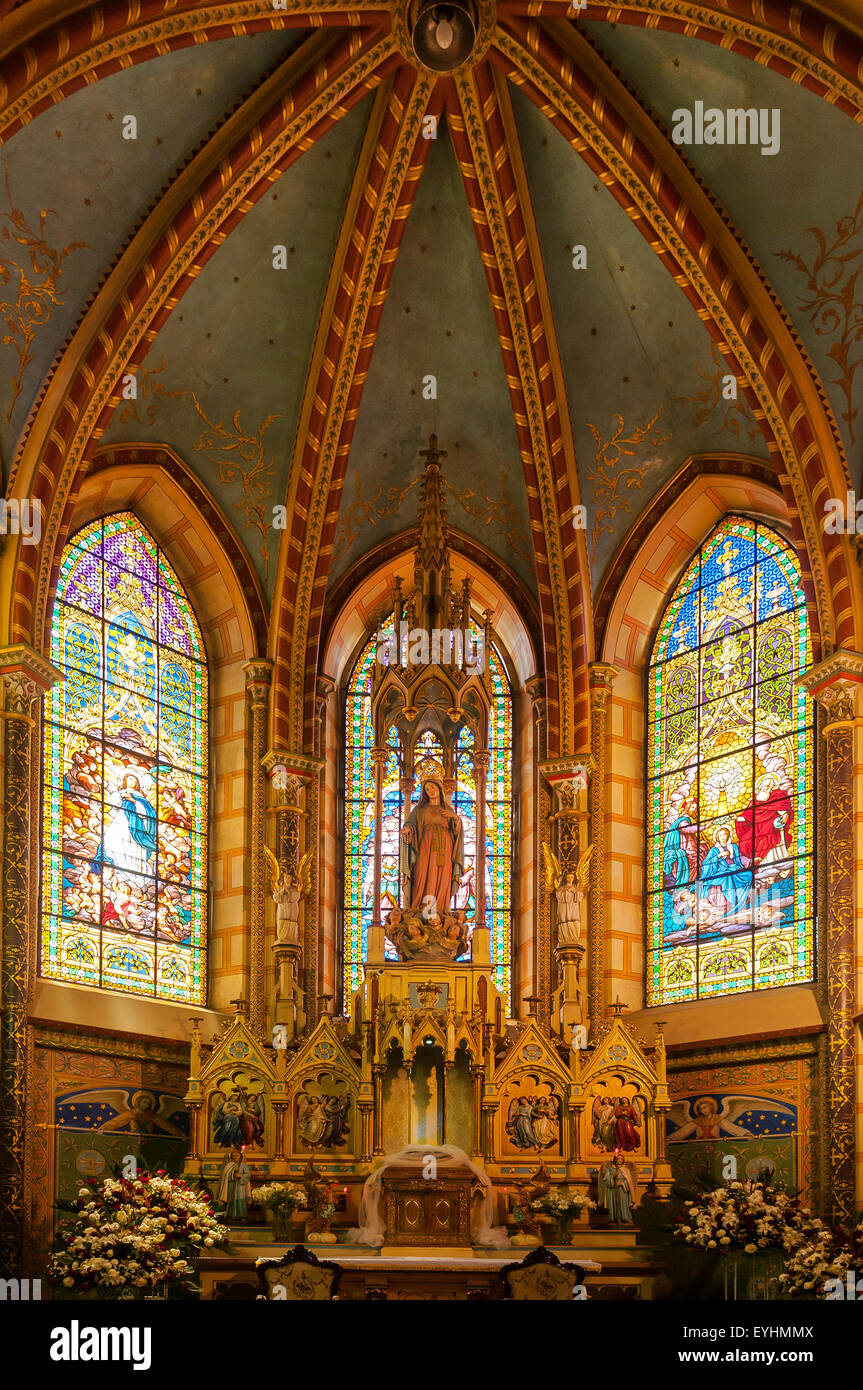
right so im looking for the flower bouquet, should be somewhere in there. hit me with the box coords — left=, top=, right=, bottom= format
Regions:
left=676, top=1180, right=799, bottom=1255
left=676, top=1180, right=807, bottom=1299
left=250, top=1181, right=308, bottom=1241
left=49, top=1171, right=228, bottom=1299
left=532, top=1187, right=595, bottom=1244
left=779, top=1215, right=863, bottom=1299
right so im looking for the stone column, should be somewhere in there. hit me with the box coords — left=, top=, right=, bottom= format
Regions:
left=471, top=1063, right=484, bottom=1158
left=244, top=660, right=273, bottom=1041
left=588, top=664, right=617, bottom=1040
left=473, top=750, right=489, bottom=925
left=538, top=757, right=593, bottom=1035
left=799, top=653, right=862, bottom=1225
left=0, top=646, right=61, bottom=1277
left=367, top=747, right=388, bottom=963
left=524, top=676, right=545, bottom=1012
left=264, top=750, right=322, bottom=1038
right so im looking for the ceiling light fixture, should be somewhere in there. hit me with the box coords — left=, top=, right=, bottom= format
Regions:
left=411, top=2, right=478, bottom=72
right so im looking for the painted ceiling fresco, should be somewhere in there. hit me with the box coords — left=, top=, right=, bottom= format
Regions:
left=1, top=7, right=859, bottom=599
left=0, top=30, right=305, bottom=468
left=586, top=20, right=863, bottom=478
left=332, top=125, right=534, bottom=592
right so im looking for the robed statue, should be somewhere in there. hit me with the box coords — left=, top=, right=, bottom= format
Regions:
left=399, top=777, right=464, bottom=914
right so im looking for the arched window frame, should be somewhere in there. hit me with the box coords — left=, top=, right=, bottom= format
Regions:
left=341, top=618, right=514, bottom=1011
left=40, top=511, right=209, bottom=1005
left=645, top=515, right=814, bottom=1005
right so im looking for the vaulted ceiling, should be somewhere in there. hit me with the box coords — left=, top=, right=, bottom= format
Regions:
left=2, top=1, right=862, bottom=752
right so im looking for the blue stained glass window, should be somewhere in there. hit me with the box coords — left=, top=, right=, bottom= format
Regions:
left=646, top=517, right=813, bottom=1004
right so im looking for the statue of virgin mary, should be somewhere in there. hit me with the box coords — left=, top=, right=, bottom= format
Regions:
left=399, top=777, right=464, bottom=914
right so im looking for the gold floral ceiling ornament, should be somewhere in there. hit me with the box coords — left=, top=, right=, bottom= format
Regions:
left=331, top=460, right=530, bottom=565
left=673, top=343, right=762, bottom=445
left=190, top=393, right=279, bottom=585
left=585, top=405, right=672, bottom=558
left=777, top=188, right=863, bottom=444
left=0, top=157, right=86, bottom=424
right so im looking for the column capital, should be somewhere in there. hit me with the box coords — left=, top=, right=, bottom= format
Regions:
left=588, top=662, right=619, bottom=690
left=243, top=657, right=273, bottom=706
left=263, top=748, right=324, bottom=805
left=798, top=650, right=863, bottom=726
left=539, top=756, right=595, bottom=813
left=0, top=644, right=63, bottom=714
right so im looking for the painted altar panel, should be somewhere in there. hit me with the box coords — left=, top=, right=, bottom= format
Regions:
left=666, top=1055, right=815, bottom=1201
left=581, top=1074, right=648, bottom=1160
left=499, top=1072, right=564, bottom=1158
left=207, top=1068, right=270, bottom=1155
left=292, top=1071, right=355, bottom=1155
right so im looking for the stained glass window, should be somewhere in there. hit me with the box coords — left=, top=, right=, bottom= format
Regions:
left=486, top=646, right=513, bottom=999
left=41, top=513, right=208, bottom=1004
left=342, top=625, right=513, bottom=1008
left=646, top=517, right=813, bottom=1004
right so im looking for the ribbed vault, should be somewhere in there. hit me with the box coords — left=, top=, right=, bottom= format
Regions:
left=1, top=0, right=861, bottom=763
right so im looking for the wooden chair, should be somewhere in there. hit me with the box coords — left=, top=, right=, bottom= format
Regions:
left=256, top=1245, right=342, bottom=1301
left=499, top=1244, right=585, bottom=1301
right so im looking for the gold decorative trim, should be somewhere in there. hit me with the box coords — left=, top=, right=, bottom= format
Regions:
left=0, top=3, right=382, bottom=136
left=282, top=71, right=435, bottom=751
left=8, top=30, right=393, bottom=652
left=454, top=66, right=576, bottom=752
left=499, top=19, right=853, bottom=652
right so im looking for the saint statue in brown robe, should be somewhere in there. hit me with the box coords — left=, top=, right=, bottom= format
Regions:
left=399, top=777, right=464, bottom=914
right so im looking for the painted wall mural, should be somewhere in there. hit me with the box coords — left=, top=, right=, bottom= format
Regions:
left=666, top=1056, right=815, bottom=1202
left=55, top=1085, right=188, bottom=1137
left=31, top=1047, right=190, bottom=1263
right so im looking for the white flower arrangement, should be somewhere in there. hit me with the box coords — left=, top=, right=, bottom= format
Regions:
left=779, top=1215, right=863, bottom=1299
left=532, top=1187, right=595, bottom=1220
left=49, top=1171, right=228, bottom=1298
left=249, top=1181, right=308, bottom=1216
left=676, top=1181, right=800, bottom=1254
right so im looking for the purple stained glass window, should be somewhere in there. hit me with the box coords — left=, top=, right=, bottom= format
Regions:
left=42, top=513, right=208, bottom=1004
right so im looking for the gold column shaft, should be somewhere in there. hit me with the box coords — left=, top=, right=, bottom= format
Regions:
left=0, top=648, right=59, bottom=1278
left=474, top=751, right=489, bottom=925
left=0, top=692, right=34, bottom=1276
left=823, top=714, right=855, bottom=1223
left=244, top=660, right=273, bottom=1041
left=798, top=658, right=862, bottom=1223
left=588, top=664, right=617, bottom=1039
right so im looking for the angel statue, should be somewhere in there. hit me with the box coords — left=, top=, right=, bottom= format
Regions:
left=599, top=1153, right=638, bottom=1225
left=543, top=843, right=593, bottom=946
left=265, top=846, right=312, bottom=944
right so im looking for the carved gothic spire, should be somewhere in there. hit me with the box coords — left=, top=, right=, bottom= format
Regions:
left=414, top=434, right=454, bottom=631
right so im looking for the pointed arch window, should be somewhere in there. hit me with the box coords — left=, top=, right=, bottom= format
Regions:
left=41, top=513, right=208, bottom=1004
left=342, top=619, right=513, bottom=1010
left=646, top=517, right=813, bottom=1004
